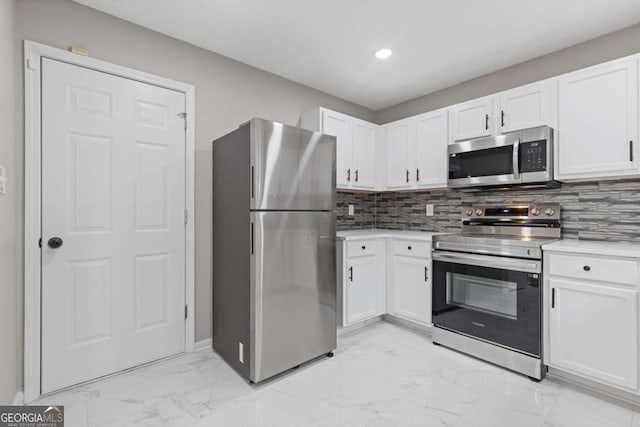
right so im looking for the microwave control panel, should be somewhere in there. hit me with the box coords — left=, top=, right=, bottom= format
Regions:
left=519, top=140, right=547, bottom=173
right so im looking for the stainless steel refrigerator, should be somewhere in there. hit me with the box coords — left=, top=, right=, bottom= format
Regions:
left=212, top=118, right=337, bottom=383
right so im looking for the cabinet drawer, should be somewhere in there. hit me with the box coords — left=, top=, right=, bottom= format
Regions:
left=392, top=241, right=430, bottom=258
left=346, top=240, right=377, bottom=257
left=548, top=254, right=638, bottom=285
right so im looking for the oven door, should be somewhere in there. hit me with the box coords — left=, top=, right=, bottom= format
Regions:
left=448, top=133, right=520, bottom=188
left=432, top=251, right=541, bottom=356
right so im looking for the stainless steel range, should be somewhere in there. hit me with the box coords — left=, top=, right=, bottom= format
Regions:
left=431, top=204, right=561, bottom=380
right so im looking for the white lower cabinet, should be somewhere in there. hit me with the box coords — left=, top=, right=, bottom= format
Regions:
left=544, top=247, right=640, bottom=394
left=340, top=239, right=386, bottom=327
left=339, top=236, right=432, bottom=330
left=388, top=254, right=431, bottom=325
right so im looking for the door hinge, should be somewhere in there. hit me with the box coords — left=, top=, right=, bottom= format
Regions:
left=178, top=112, right=187, bottom=130
left=26, top=58, right=37, bottom=71
left=185, top=305, right=188, bottom=319
left=184, top=209, right=188, bottom=225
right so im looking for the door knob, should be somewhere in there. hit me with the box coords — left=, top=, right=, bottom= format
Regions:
left=48, top=237, right=63, bottom=249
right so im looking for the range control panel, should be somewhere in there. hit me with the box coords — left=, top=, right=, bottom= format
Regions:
left=462, top=204, right=561, bottom=220
left=519, top=140, right=547, bottom=173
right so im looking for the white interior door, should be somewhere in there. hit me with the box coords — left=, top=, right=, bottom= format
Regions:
left=41, top=58, right=186, bottom=393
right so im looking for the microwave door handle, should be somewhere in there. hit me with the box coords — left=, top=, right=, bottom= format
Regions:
left=512, top=138, right=520, bottom=180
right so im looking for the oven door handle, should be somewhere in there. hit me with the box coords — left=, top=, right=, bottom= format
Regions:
left=432, top=251, right=540, bottom=273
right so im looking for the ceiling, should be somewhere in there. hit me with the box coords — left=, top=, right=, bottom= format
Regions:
left=72, top=0, right=640, bottom=111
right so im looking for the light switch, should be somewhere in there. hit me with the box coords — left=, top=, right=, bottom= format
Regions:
left=0, top=166, right=7, bottom=195
left=426, top=204, right=434, bottom=216
left=348, top=204, right=355, bottom=216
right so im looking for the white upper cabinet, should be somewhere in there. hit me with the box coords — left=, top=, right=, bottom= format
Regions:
left=450, top=96, right=493, bottom=142
left=414, top=109, right=448, bottom=188
left=321, top=109, right=353, bottom=187
left=497, top=81, right=554, bottom=133
left=385, top=118, right=413, bottom=189
left=556, top=58, right=639, bottom=180
left=383, top=110, right=448, bottom=190
left=352, top=119, right=376, bottom=189
left=301, top=107, right=378, bottom=190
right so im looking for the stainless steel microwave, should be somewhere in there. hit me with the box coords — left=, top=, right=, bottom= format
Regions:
left=448, top=126, right=556, bottom=189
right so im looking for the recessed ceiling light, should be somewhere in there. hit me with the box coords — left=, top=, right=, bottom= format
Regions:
left=374, top=48, right=393, bottom=60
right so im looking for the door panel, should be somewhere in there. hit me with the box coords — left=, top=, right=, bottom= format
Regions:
left=352, top=120, right=376, bottom=189
left=549, top=278, right=638, bottom=391
left=415, top=110, right=448, bottom=188
left=557, top=59, right=639, bottom=179
left=498, top=83, right=550, bottom=133
left=385, top=120, right=412, bottom=189
left=322, top=110, right=353, bottom=188
left=251, top=119, right=336, bottom=210
left=251, top=211, right=336, bottom=382
left=346, top=256, right=378, bottom=325
left=451, top=97, right=493, bottom=141
left=391, top=256, right=430, bottom=324
left=41, top=58, right=186, bottom=393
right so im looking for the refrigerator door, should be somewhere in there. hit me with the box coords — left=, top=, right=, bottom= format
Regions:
left=251, top=118, right=336, bottom=211
left=250, top=211, right=336, bottom=382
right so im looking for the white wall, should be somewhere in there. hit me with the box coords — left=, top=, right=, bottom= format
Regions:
left=0, top=0, right=18, bottom=404
left=12, top=0, right=375, bottom=392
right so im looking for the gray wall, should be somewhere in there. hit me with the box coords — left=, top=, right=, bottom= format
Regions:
left=0, top=0, right=17, bottom=405
left=11, top=0, right=374, bottom=396
left=376, top=23, right=640, bottom=124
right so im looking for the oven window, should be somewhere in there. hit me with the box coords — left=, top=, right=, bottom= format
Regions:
left=449, top=145, right=513, bottom=179
left=446, top=272, right=517, bottom=319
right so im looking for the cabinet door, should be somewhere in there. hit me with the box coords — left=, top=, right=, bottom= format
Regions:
left=352, top=119, right=376, bottom=190
left=450, top=96, right=493, bottom=142
left=345, top=256, right=378, bottom=325
left=389, top=256, right=431, bottom=324
left=557, top=59, right=639, bottom=180
left=385, top=119, right=412, bottom=189
left=414, top=110, right=448, bottom=188
left=498, top=82, right=551, bottom=133
left=549, top=278, right=639, bottom=391
left=322, top=109, right=353, bottom=188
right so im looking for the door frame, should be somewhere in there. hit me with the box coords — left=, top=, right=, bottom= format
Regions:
left=23, top=41, right=196, bottom=402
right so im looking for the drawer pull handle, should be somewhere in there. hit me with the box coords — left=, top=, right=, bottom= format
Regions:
left=349, top=266, right=353, bottom=281
left=408, top=246, right=412, bottom=250
left=583, top=265, right=591, bottom=272
left=361, top=245, right=366, bottom=250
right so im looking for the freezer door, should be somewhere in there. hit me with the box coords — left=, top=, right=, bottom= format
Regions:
left=250, top=211, right=337, bottom=382
left=251, top=119, right=336, bottom=211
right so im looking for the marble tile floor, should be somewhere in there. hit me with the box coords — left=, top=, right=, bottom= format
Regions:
left=33, top=322, right=640, bottom=427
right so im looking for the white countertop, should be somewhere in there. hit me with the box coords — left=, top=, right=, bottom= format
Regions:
left=542, top=239, right=640, bottom=258
left=337, top=229, right=445, bottom=241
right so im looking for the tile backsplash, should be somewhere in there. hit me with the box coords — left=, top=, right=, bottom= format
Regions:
left=337, top=179, right=640, bottom=242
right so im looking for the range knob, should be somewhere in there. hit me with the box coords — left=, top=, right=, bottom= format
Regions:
left=465, top=209, right=473, bottom=216
left=475, top=208, right=483, bottom=216
left=531, top=207, right=541, bottom=216
left=544, top=208, right=555, bottom=216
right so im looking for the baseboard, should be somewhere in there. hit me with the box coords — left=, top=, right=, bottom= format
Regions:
left=12, top=391, right=24, bottom=406
left=547, top=368, right=640, bottom=407
left=337, top=316, right=384, bottom=336
left=383, top=314, right=432, bottom=334
left=194, top=338, right=213, bottom=352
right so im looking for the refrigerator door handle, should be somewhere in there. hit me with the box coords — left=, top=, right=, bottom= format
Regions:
left=251, top=222, right=254, bottom=254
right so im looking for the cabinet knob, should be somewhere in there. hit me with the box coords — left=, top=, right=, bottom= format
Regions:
left=583, top=265, right=591, bottom=272
left=361, top=245, right=366, bottom=250
left=407, top=246, right=412, bottom=250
